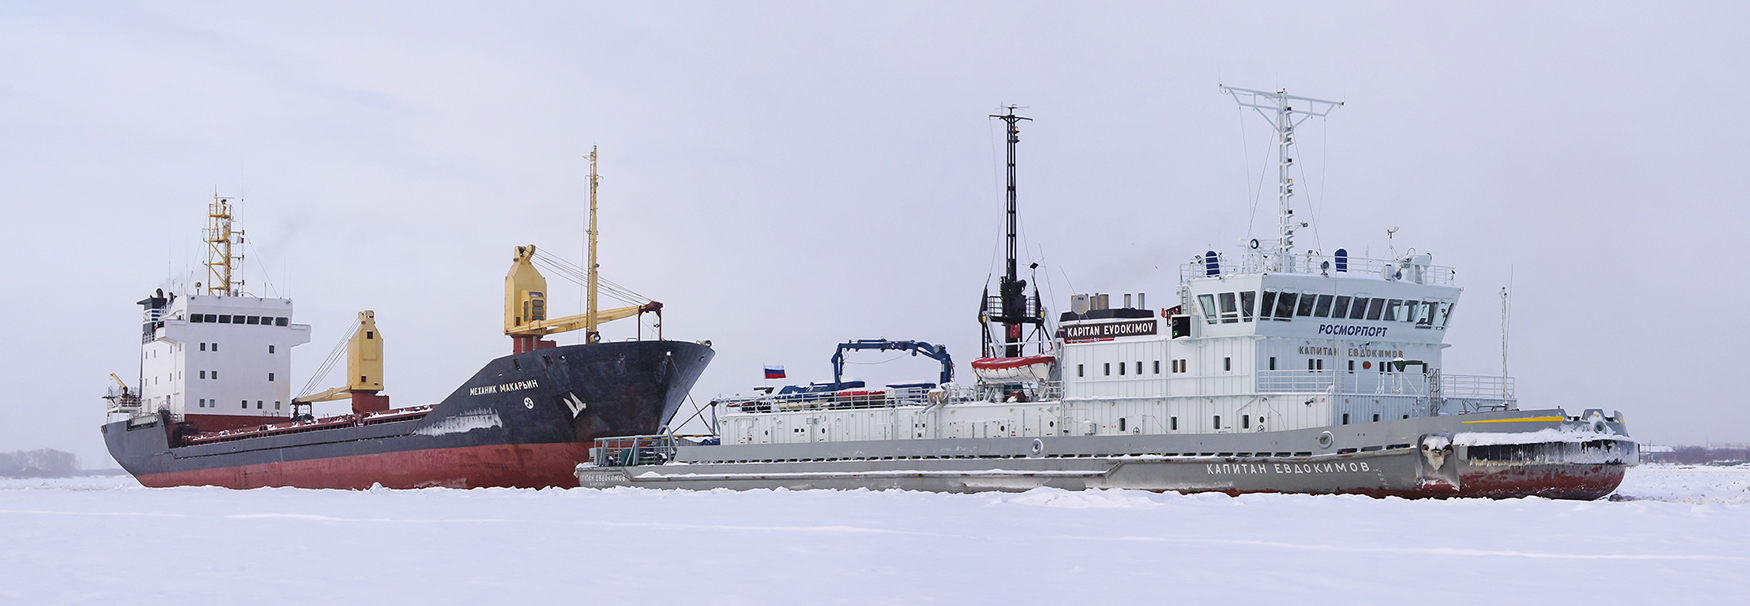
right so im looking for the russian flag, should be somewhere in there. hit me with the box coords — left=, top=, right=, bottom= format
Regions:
left=764, top=365, right=785, bottom=380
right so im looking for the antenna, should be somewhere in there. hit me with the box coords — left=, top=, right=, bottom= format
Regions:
left=1221, top=86, right=1342, bottom=273
left=1501, top=267, right=1513, bottom=382
left=204, top=195, right=245, bottom=296
left=1386, top=226, right=1400, bottom=258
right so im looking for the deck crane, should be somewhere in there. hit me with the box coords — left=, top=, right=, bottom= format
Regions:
left=830, top=339, right=954, bottom=386
left=504, top=148, right=662, bottom=353
left=293, top=311, right=390, bottom=415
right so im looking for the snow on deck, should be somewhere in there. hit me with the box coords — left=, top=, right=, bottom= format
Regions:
left=2, top=465, right=1745, bottom=605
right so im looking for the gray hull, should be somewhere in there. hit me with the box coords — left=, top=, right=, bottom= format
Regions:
left=577, top=409, right=1637, bottom=499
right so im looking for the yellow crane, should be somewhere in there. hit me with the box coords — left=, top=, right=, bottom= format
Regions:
left=293, top=311, right=390, bottom=414
left=504, top=148, right=661, bottom=353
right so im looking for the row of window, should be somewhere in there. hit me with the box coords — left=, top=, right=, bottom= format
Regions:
left=193, top=370, right=275, bottom=381
left=188, top=314, right=289, bottom=326
left=1197, top=291, right=1454, bottom=329
left=1082, top=355, right=1421, bottom=377
left=196, top=399, right=281, bottom=410
left=1076, top=357, right=1218, bottom=377
left=1163, top=415, right=1253, bottom=431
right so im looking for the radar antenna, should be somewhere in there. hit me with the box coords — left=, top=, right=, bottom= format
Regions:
left=1221, top=86, right=1342, bottom=273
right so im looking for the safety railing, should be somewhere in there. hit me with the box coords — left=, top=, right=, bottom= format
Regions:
left=1441, top=374, right=1515, bottom=399
left=715, top=381, right=1065, bottom=415
left=1182, top=250, right=1455, bottom=285
left=1256, top=370, right=1337, bottom=393
left=592, top=435, right=678, bottom=467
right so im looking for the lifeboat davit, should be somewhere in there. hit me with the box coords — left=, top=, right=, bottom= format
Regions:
left=970, top=355, right=1056, bottom=383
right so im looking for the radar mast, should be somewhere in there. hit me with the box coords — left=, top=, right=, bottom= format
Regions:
left=981, top=106, right=1048, bottom=359
left=1221, top=86, right=1342, bottom=272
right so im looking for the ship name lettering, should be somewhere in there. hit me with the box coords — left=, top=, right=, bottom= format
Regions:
left=1298, top=346, right=1338, bottom=356
left=1318, top=324, right=1388, bottom=337
left=1062, top=320, right=1157, bottom=340
left=1346, top=347, right=1405, bottom=359
left=1266, top=462, right=1372, bottom=474
left=470, top=379, right=539, bottom=397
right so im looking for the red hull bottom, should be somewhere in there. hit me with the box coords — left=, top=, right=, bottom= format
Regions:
left=1198, top=464, right=1628, bottom=500
left=135, top=442, right=591, bottom=490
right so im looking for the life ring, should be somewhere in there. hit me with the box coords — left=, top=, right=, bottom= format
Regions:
left=1031, top=439, right=1044, bottom=456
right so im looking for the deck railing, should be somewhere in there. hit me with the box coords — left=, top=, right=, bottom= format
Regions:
left=1255, top=370, right=1512, bottom=399
left=715, top=381, right=1064, bottom=415
left=1182, top=250, right=1455, bottom=285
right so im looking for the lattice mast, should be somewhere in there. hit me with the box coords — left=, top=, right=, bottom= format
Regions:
left=1221, top=86, right=1342, bottom=272
left=204, top=195, right=245, bottom=296
left=982, top=107, right=1048, bottom=359
left=585, top=146, right=602, bottom=344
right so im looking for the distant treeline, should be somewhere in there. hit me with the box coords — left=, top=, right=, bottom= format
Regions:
left=1646, top=446, right=1750, bottom=465
left=0, top=449, right=79, bottom=478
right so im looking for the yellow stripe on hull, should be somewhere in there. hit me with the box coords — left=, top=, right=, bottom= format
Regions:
left=1460, top=416, right=1565, bottom=424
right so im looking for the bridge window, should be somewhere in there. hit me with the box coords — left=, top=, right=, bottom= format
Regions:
left=1434, top=302, right=1454, bottom=329
left=1296, top=294, right=1317, bottom=316
left=1218, top=292, right=1239, bottom=323
left=1414, top=301, right=1435, bottom=328
left=1272, top=292, right=1297, bottom=320
left=1364, top=298, right=1387, bottom=320
left=1313, top=294, right=1334, bottom=317
left=1260, top=291, right=1278, bottom=321
left=1240, top=291, right=1255, bottom=322
left=1197, top=294, right=1218, bottom=325
left=1332, top=296, right=1352, bottom=318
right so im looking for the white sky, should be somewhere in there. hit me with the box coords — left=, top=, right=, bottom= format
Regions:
left=3, top=2, right=1746, bottom=466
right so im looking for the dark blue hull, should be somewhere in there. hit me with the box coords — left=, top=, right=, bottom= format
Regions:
left=103, top=340, right=713, bottom=488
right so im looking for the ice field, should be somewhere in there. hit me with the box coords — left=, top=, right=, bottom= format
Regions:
left=2, top=465, right=1745, bottom=605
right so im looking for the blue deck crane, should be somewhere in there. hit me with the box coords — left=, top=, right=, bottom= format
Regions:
left=830, top=339, right=954, bottom=386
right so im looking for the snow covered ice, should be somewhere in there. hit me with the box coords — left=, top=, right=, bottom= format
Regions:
left=2, top=466, right=1745, bottom=605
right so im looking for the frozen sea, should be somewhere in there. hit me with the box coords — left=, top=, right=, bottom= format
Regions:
left=2, top=465, right=1745, bottom=605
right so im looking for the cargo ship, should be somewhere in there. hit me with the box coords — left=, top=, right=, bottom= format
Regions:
left=104, top=151, right=714, bottom=489
left=577, top=93, right=1638, bottom=499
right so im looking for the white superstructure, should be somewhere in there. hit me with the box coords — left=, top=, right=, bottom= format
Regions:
left=134, top=292, right=312, bottom=426
left=716, top=87, right=1512, bottom=449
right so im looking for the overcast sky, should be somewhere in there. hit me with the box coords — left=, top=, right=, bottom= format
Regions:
left=3, top=2, right=1746, bottom=466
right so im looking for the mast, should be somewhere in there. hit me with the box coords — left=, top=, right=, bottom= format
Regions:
left=585, top=146, right=601, bottom=344
left=985, top=106, right=1041, bottom=359
left=1221, top=86, right=1342, bottom=272
left=203, top=195, right=244, bottom=296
